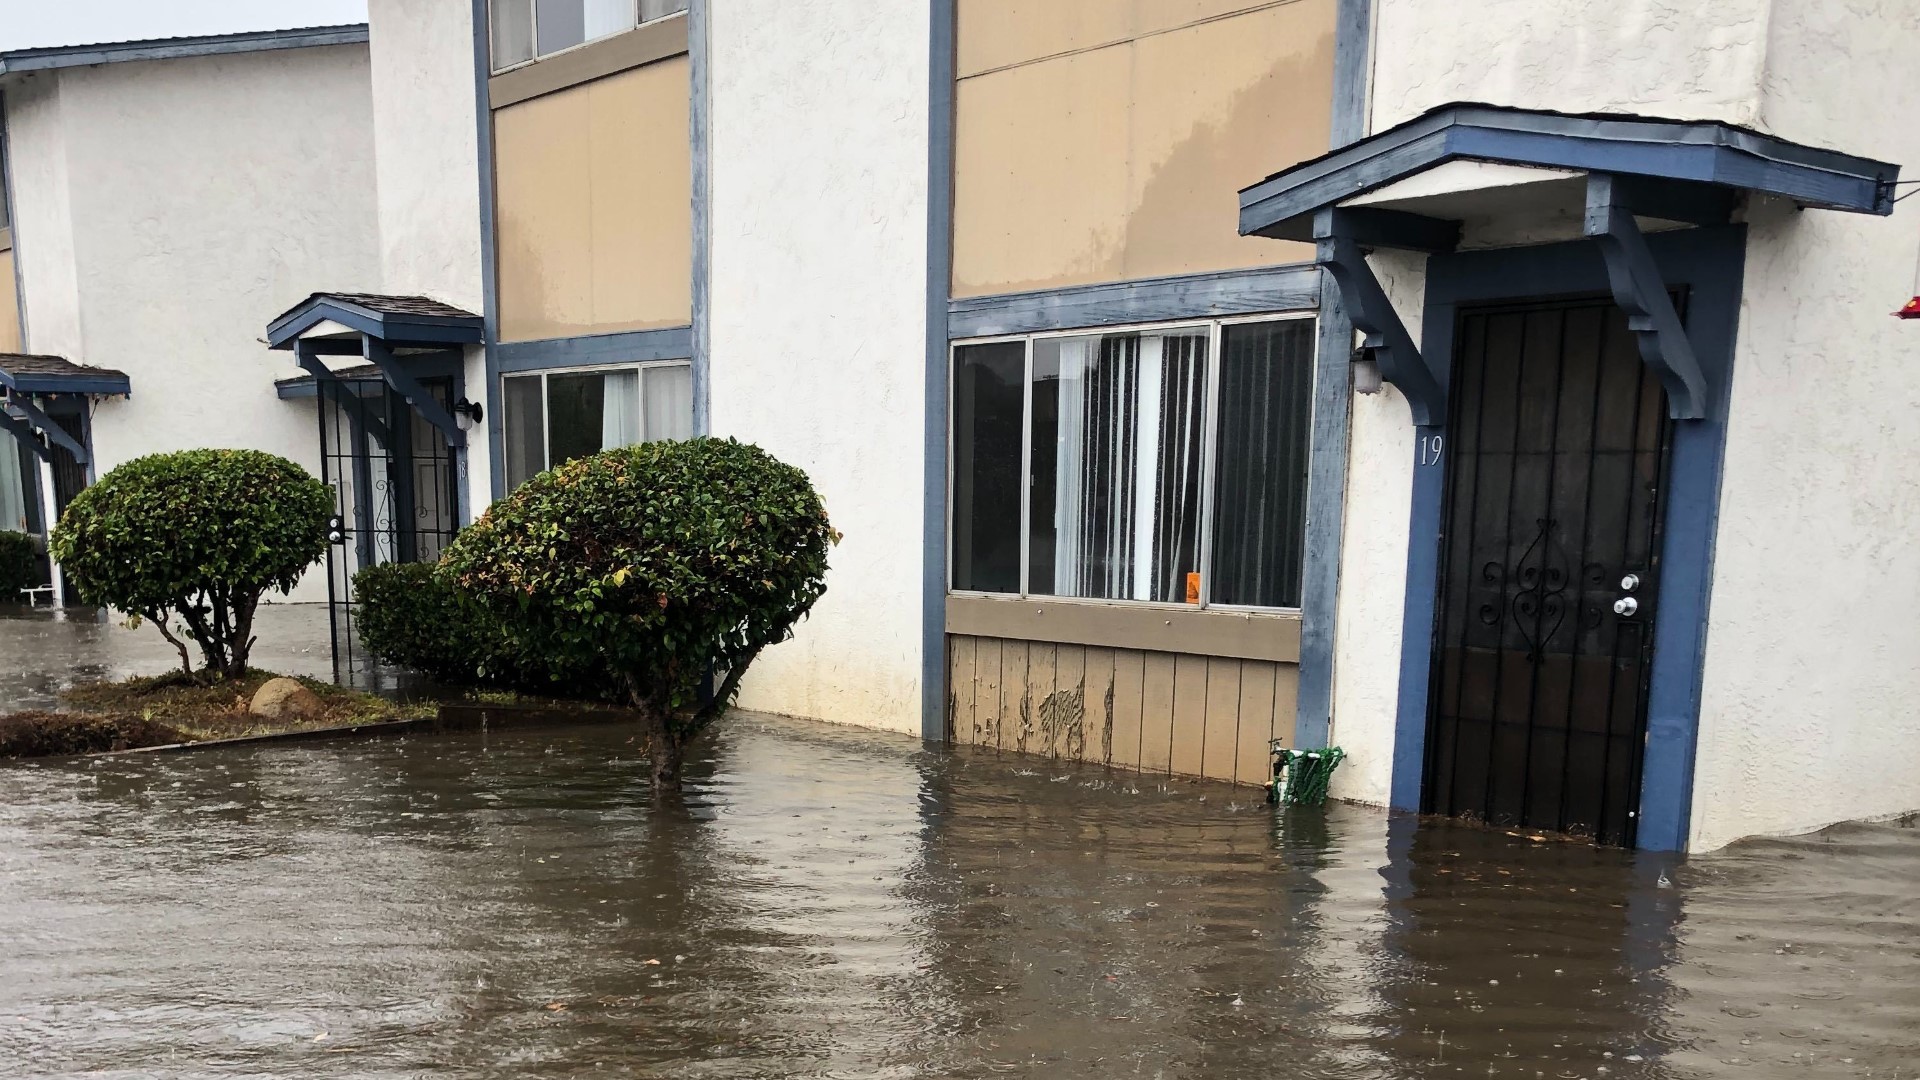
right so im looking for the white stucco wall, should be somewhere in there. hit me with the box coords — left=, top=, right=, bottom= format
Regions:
left=5, top=76, right=83, bottom=363
left=8, top=45, right=381, bottom=602
left=368, top=0, right=490, bottom=518
left=1369, top=0, right=1772, bottom=130
left=707, top=0, right=931, bottom=733
left=1686, top=0, right=1920, bottom=850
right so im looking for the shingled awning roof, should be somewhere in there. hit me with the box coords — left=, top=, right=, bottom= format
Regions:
left=273, top=362, right=382, bottom=400
left=266, top=292, right=482, bottom=351
left=0, top=353, right=131, bottom=396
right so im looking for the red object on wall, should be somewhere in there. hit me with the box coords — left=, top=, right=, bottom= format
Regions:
left=1896, top=296, right=1920, bottom=319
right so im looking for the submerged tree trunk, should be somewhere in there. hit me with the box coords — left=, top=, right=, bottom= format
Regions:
left=635, top=686, right=684, bottom=800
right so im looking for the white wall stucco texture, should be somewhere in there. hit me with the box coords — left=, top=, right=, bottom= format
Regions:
left=8, top=45, right=380, bottom=602
left=707, top=0, right=931, bottom=734
left=1370, top=0, right=1772, bottom=130
left=368, top=0, right=490, bottom=519
left=1687, top=0, right=1920, bottom=850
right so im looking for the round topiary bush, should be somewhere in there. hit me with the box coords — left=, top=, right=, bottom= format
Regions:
left=51, top=449, right=333, bottom=679
left=441, top=437, right=836, bottom=793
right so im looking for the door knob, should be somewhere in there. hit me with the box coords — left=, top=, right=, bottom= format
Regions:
left=1613, top=596, right=1639, bottom=617
left=1620, top=573, right=1640, bottom=591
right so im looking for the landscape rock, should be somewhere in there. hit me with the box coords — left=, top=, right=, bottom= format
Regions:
left=249, top=677, right=323, bottom=720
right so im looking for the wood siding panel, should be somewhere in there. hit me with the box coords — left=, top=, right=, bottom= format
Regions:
left=1139, top=651, right=1177, bottom=773
left=1079, top=647, right=1116, bottom=763
left=1234, top=660, right=1279, bottom=786
left=495, top=58, right=691, bottom=341
left=1169, top=654, right=1209, bottom=778
left=949, top=635, right=977, bottom=744
left=1201, top=658, right=1243, bottom=782
left=952, top=0, right=1335, bottom=298
left=975, top=636, right=1004, bottom=748
left=1109, top=648, right=1147, bottom=769
left=1024, top=644, right=1056, bottom=757
left=1051, top=644, right=1087, bottom=759
left=1001, top=639, right=1032, bottom=755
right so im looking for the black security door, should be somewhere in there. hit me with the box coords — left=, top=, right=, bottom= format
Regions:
left=314, top=372, right=459, bottom=684
left=1425, top=298, right=1672, bottom=846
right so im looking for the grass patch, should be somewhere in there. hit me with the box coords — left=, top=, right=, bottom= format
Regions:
left=0, top=713, right=187, bottom=757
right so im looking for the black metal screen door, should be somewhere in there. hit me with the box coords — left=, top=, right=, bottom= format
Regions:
left=1424, top=297, right=1673, bottom=846
left=315, top=372, right=459, bottom=685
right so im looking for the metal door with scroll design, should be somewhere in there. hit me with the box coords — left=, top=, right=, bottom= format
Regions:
left=1425, top=297, right=1673, bottom=846
left=314, top=371, right=459, bottom=687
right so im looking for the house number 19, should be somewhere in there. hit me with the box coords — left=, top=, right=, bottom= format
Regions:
left=1419, top=434, right=1444, bottom=467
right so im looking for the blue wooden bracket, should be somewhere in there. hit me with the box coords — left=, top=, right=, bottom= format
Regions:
left=364, top=338, right=466, bottom=448
left=0, top=407, right=53, bottom=463
left=295, top=342, right=397, bottom=449
left=1584, top=174, right=1714, bottom=420
left=4, top=394, right=87, bottom=464
left=1314, top=208, right=1455, bottom=426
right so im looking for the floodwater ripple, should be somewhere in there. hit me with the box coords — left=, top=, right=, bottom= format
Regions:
left=0, top=714, right=1913, bottom=1078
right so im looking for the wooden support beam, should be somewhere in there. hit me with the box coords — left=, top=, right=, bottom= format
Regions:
left=1313, top=210, right=1449, bottom=426
left=1584, top=174, right=1712, bottom=420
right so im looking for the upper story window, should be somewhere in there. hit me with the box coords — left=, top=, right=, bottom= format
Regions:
left=490, top=0, right=689, bottom=72
left=951, top=316, right=1316, bottom=611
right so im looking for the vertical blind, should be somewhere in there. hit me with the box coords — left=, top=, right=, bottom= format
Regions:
left=952, top=317, right=1314, bottom=610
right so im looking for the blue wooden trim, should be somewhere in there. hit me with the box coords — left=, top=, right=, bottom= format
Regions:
left=924, top=0, right=957, bottom=742
left=689, top=0, right=711, bottom=437
left=949, top=264, right=1321, bottom=339
left=1292, top=0, right=1374, bottom=750
left=1385, top=225, right=1746, bottom=851
left=493, top=327, right=693, bottom=373
left=1316, top=230, right=1446, bottom=427
left=4, top=395, right=85, bottom=463
left=0, top=371, right=131, bottom=396
left=471, top=0, right=506, bottom=503
left=365, top=340, right=465, bottom=448
left=0, top=24, right=369, bottom=75
left=1240, top=104, right=1900, bottom=239
left=0, top=408, right=50, bottom=464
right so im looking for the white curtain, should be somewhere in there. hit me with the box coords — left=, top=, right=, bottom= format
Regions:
left=583, top=0, right=636, bottom=40
left=1131, top=336, right=1164, bottom=601
left=0, top=434, right=24, bottom=533
left=1052, top=338, right=1092, bottom=594
left=642, top=364, right=693, bottom=441
left=601, top=369, right=643, bottom=449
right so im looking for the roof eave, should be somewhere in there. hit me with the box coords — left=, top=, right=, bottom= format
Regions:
left=0, top=24, right=368, bottom=77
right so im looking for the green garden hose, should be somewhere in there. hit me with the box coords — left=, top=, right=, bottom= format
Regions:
left=1267, top=743, right=1346, bottom=807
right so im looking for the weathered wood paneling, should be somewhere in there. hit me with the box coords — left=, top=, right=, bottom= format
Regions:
left=947, top=634, right=1301, bottom=788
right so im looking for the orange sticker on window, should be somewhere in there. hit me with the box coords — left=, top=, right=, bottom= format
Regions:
left=1185, top=572, right=1201, bottom=605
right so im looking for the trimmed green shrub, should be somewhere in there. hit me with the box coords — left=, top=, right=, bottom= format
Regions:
left=51, top=449, right=333, bottom=679
left=441, top=437, right=836, bottom=793
left=0, top=530, right=37, bottom=598
left=352, top=561, right=618, bottom=698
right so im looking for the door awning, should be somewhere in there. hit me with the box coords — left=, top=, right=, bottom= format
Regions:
left=264, top=292, right=482, bottom=447
left=1237, top=103, right=1901, bottom=424
left=0, top=353, right=128, bottom=465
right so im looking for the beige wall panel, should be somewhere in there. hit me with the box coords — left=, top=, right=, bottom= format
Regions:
left=1122, top=1, right=1330, bottom=280
left=1201, top=658, right=1243, bottom=781
left=952, top=46, right=1132, bottom=298
left=952, top=0, right=1331, bottom=298
left=495, top=59, right=691, bottom=341
left=1234, top=660, right=1279, bottom=785
left=949, top=635, right=978, bottom=744
left=0, top=251, right=19, bottom=353
left=1139, top=651, right=1177, bottom=772
left=1109, top=649, right=1147, bottom=769
left=956, top=0, right=1132, bottom=78
left=1169, top=653, right=1209, bottom=777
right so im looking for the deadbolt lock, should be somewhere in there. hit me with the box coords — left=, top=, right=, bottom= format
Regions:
left=1620, top=573, right=1641, bottom=591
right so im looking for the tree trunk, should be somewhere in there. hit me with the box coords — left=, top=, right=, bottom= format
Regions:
left=635, top=690, right=683, bottom=800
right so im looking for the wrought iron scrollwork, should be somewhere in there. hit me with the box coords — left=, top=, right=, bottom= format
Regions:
left=1508, top=518, right=1571, bottom=659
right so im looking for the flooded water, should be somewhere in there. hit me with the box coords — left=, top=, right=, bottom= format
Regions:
left=0, top=604, right=336, bottom=712
left=0, top=715, right=1914, bottom=1079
